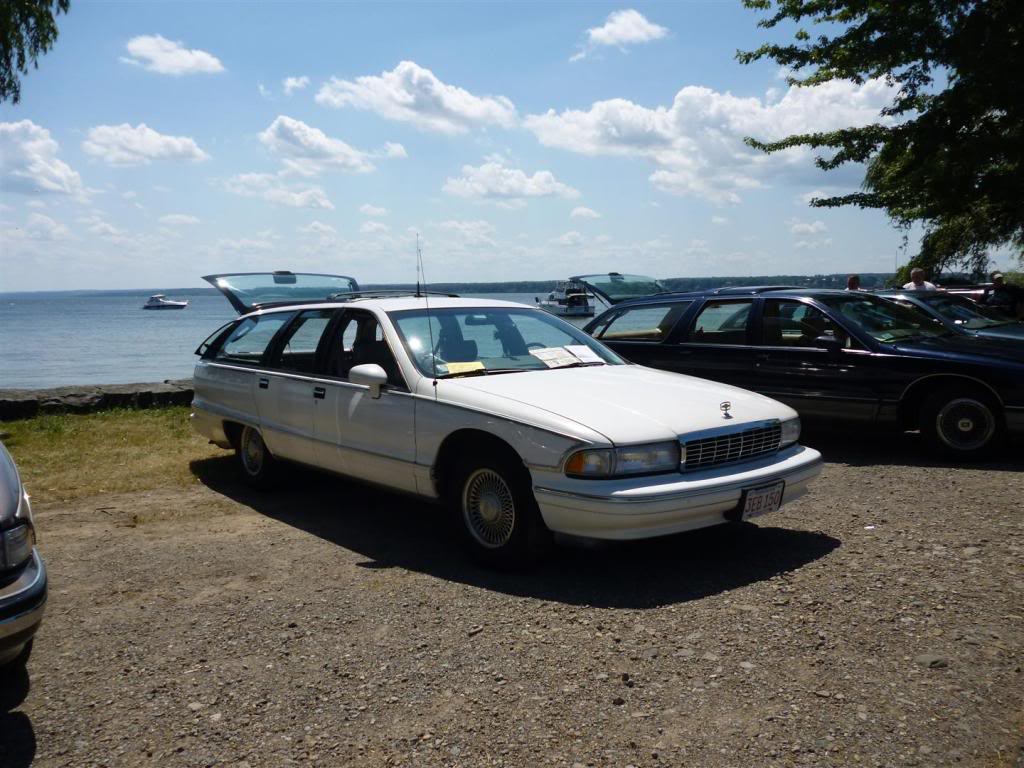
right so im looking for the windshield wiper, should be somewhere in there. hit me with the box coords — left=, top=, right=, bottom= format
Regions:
left=437, top=367, right=527, bottom=379
left=547, top=361, right=606, bottom=370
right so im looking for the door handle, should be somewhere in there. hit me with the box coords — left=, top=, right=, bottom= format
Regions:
left=258, top=377, right=269, bottom=389
left=313, top=386, right=326, bottom=400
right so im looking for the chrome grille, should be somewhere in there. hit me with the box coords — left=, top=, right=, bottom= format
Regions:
left=682, top=422, right=781, bottom=471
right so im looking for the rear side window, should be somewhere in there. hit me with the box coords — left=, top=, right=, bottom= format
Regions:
left=595, top=302, right=691, bottom=341
left=214, top=312, right=294, bottom=365
left=270, top=309, right=335, bottom=373
left=688, top=300, right=753, bottom=345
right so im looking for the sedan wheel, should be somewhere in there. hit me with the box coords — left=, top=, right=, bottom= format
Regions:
left=921, top=389, right=1003, bottom=458
left=450, top=449, right=550, bottom=567
left=236, top=425, right=279, bottom=488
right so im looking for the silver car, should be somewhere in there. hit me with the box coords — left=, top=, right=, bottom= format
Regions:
left=0, top=441, right=46, bottom=669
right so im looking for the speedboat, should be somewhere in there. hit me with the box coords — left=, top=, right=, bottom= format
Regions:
left=142, top=294, right=188, bottom=310
left=536, top=279, right=595, bottom=318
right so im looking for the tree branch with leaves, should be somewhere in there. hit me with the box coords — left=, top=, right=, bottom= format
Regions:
left=738, top=0, right=1024, bottom=280
left=1, top=0, right=70, bottom=105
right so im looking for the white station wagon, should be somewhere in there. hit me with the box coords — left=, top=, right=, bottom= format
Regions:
left=192, top=272, right=823, bottom=566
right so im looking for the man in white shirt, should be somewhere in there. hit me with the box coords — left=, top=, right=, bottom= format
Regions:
left=903, top=267, right=937, bottom=291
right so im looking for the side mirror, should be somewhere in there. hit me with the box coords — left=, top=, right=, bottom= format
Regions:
left=814, top=335, right=843, bottom=353
left=349, top=363, right=388, bottom=399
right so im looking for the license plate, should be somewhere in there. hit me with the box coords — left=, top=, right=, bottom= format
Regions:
left=740, top=481, right=785, bottom=519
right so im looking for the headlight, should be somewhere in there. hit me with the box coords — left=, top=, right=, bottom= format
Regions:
left=780, top=416, right=801, bottom=448
left=0, top=523, right=34, bottom=570
left=565, top=441, right=680, bottom=478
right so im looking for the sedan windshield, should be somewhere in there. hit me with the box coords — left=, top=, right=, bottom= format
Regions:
left=817, top=294, right=950, bottom=343
left=390, top=307, right=623, bottom=377
left=919, top=293, right=1011, bottom=329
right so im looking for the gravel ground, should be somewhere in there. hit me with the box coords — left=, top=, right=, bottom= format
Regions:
left=2, top=430, right=1022, bottom=768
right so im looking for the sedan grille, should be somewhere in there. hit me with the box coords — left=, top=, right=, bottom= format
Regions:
left=682, top=422, right=781, bottom=471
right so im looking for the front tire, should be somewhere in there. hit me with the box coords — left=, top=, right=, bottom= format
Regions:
left=920, top=387, right=1003, bottom=458
left=449, top=449, right=550, bottom=568
left=236, top=425, right=279, bottom=489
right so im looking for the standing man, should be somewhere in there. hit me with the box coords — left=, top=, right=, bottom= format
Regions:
left=845, top=274, right=863, bottom=291
left=902, top=268, right=937, bottom=291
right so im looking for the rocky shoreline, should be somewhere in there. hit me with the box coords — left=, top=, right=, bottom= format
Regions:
left=0, top=380, right=193, bottom=421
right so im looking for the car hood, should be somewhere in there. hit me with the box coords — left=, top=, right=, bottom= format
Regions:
left=0, top=442, right=22, bottom=529
left=890, top=334, right=1024, bottom=366
left=975, top=322, right=1024, bottom=341
left=439, top=364, right=793, bottom=445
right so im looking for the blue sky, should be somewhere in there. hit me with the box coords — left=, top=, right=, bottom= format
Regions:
left=1, top=1, right=1006, bottom=291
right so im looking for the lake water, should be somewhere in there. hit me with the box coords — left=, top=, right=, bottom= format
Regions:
left=0, top=291, right=595, bottom=389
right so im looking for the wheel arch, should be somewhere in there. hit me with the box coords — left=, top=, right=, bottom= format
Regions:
left=899, top=374, right=1003, bottom=429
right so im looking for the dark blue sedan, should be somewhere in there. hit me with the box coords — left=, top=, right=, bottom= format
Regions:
left=584, top=288, right=1024, bottom=458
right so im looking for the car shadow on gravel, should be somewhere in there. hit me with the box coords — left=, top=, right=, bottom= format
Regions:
left=192, top=457, right=840, bottom=609
left=801, top=425, right=1024, bottom=471
left=0, top=662, right=35, bottom=768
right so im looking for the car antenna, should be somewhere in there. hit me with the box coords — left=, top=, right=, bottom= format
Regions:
left=416, top=234, right=439, bottom=384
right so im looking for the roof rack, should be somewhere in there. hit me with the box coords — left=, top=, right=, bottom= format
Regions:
left=325, top=289, right=460, bottom=301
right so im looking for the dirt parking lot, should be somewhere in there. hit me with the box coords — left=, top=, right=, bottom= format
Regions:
left=2, top=428, right=1022, bottom=768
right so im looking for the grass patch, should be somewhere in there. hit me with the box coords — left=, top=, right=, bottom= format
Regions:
left=0, top=406, right=226, bottom=504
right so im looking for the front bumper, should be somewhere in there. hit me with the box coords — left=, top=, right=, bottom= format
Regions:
left=0, top=548, right=47, bottom=664
left=532, top=445, right=823, bottom=540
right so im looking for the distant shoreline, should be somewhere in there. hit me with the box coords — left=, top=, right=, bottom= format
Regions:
left=0, top=272, right=897, bottom=298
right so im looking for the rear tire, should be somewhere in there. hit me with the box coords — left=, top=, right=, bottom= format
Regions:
left=448, top=448, right=550, bottom=568
left=920, top=387, right=1003, bottom=458
left=235, top=425, right=279, bottom=489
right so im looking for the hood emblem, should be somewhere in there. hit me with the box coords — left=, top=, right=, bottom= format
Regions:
left=720, top=401, right=733, bottom=419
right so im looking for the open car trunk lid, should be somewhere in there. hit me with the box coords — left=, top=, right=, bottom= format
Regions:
left=572, top=272, right=667, bottom=305
left=202, top=271, right=360, bottom=314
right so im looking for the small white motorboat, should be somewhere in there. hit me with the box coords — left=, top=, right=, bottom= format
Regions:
left=142, top=294, right=188, bottom=310
left=536, top=279, right=595, bottom=318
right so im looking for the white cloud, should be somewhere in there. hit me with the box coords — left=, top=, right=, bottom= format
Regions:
left=258, top=115, right=374, bottom=175
left=382, top=141, right=407, bottom=159
left=282, top=75, right=310, bottom=95
left=572, top=9, right=668, bottom=61
left=77, top=214, right=122, bottom=238
left=552, top=230, right=584, bottom=247
left=711, top=215, right=729, bottom=225
left=570, top=206, right=601, bottom=219
left=316, top=61, right=516, bottom=135
left=789, top=218, right=828, bottom=235
left=794, top=237, right=833, bottom=250
left=122, top=34, right=224, bottom=75
left=0, top=120, right=84, bottom=195
left=213, top=236, right=274, bottom=252
left=443, top=160, right=580, bottom=204
left=159, top=213, right=200, bottom=226
left=82, top=123, right=209, bottom=166
left=525, top=78, right=895, bottom=203
left=24, top=213, right=70, bottom=240
left=258, top=82, right=272, bottom=99
left=224, top=172, right=333, bottom=210
left=299, top=220, right=336, bottom=236
left=359, top=204, right=387, bottom=216
left=360, top=221, right=389, bottom=234
left=438, top=219, right=496, bottom=247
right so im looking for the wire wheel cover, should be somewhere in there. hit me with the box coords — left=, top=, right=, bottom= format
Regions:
left=462, top=468, right=517, bottom=548
left=241, top=428, right=265, bottom=474
left=936, top=398, right=994, bottom=451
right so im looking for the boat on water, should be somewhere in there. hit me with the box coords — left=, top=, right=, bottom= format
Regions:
left=536, top=279, right=595, bottom=318
left=142, top=294, right=188, bottom=310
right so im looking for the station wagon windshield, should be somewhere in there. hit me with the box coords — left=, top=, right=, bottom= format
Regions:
left=390, top=307, right=623, bottom=377
left=817, top=294, right=951, bottom=343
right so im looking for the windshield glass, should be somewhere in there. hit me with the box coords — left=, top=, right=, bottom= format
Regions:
left=920, top=293, right=1010, bottom=329
left=573, top=273, right=666, bottom=303
left=817, top=294, right=950, bottom=343
left=390, top=307, right=623, bottom=377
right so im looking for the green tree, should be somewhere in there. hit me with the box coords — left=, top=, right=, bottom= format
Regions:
left=737, top=0, right=1024, bottom=279
left=1, top=0, right=70, bottom=104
